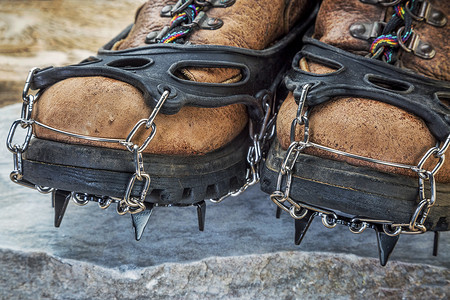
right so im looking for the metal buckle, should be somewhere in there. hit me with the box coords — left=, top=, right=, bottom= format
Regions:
left=350, top=21, right=386, bottom=41
left=145, top=26, right=170, bottom=44
left=160, top=0, right=194, bottom=17
left=161, top=0, right=235, bottom=17
left=405, top=0, right=447, bottom=27
left=181, top=11, right=224, bottom=30
left=397, top=27, right=436, bottom=59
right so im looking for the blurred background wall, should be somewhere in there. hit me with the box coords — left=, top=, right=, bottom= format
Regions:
left=0, top=0, right=146, bottom=107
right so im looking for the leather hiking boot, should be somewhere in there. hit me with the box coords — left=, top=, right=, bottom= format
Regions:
left=260, top=0, right=449, bottom=265
left=7, top=0, right=319, bottom=239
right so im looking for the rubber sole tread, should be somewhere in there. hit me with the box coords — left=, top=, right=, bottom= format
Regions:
left=261, top=139, right=450, bottom=231
left=23, top=130, right=249, bottom=205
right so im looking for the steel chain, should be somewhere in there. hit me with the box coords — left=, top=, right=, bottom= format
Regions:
left=117, top=89, right=170, bottom=215
left=406, top=135, right=448, bottom=232
left=7, top=68, right=53, bottom=194
left=9, top=69, right=449, bottom=228
left=210, top=91, right=275, bottom=203
left=270, top=83, right=312, bottom=214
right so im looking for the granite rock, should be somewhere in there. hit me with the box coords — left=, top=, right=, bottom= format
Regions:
left=1, top=249, right=448, bottom=299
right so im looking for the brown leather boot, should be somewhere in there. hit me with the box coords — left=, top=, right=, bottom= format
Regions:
left=261, top=0, right=449, bottom=264
left=7, top=0, right=318, bottom=237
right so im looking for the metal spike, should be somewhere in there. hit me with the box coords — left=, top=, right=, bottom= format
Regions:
left=53, top=190, right=71, bottom=228
left=433, top=231, right=439, bottom=257
left=276, top=206, right=281, bottom=219
left=131, top=203, right=154, bottom=241
left=294, top=210, right=316, bottom=245
left=196, top=200, right=206, bottom=232
left=375, top=226, right=400, bottom=266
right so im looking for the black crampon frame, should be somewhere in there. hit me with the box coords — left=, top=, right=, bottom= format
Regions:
left=263, top=36, right=450, bottom=266
left=7, top=4, right=320, bottom=239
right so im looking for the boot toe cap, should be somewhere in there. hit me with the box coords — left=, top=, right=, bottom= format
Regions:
left=33, top=76, right=248, bottom=155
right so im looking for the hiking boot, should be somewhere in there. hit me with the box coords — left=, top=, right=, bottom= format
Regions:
left=260, top=0, right=449, bottom=265
left=7, top=0, right=319, bottom=239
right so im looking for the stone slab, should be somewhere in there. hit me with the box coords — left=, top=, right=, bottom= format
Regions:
left=0, top=103, right=449, bottom=298
left=1, top=249, right=448, bottom=299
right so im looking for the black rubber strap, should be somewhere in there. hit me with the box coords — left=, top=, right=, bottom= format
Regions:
left=285, top=37, right=450, bottom=141
left=30, top=8, right=317, bottom=122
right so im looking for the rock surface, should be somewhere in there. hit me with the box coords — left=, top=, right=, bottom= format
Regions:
left=1, top=249, right=448, bottom=299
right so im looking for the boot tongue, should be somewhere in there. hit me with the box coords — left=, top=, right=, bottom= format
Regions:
left=114, top=0, right=309, bottom=83
left=117, top=0, right=309, bottom=50
left=116, top=1, right=240, bottom=83
left=115, top=1, right=177, bottom=50
left=116, top=0, right=229, bottom=50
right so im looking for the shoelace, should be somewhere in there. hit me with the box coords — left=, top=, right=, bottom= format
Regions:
left=370, top=0, right=415, bottom=63
left=159, top=2, right=202, bottom=44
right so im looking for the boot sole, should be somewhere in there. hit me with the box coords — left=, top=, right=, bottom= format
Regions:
left=260, top=139, right=450, bottom=231
left=22, top=130, right=248, bottom=205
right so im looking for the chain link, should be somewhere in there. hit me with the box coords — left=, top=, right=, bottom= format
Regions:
left=117, top=90, right=170, bottom=215
left=270, top=82, right=449, bottom=236
left=7, top=68, right=54, bottom=194
left=404, top=135, right=448, bottom=232
left=271, top=83, right=312, bottom=213
left=210, top=91, right=275, bottom=203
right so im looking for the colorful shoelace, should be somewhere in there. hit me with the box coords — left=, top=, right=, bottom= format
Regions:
left=370, top=0, right=415, bottom=63
left=159, top=2, right=202, bottom=44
